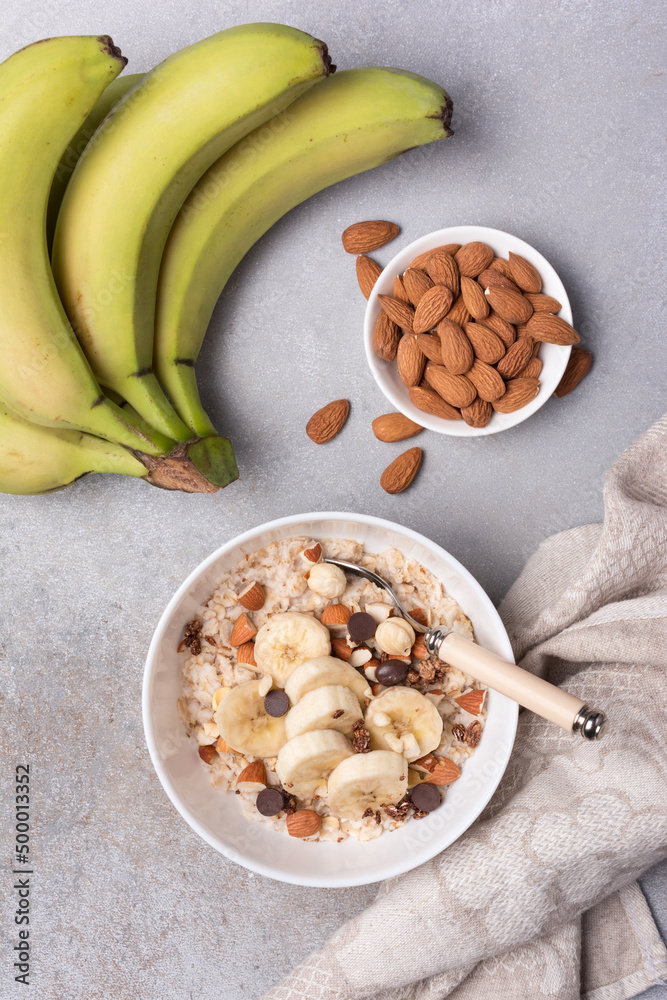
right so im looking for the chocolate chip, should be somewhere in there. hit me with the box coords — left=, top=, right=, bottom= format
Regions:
left=264, top=689, right=289, bottom=717
left=375, top=659, right=409, bottom=686
left=347, top=612, right=377, bottom=643
left=256, top=787, right=285, bottom=817
left=410, top=782, right=441, bottom=813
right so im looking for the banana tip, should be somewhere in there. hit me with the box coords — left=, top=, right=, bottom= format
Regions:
left=99, top=35, right=128, bottom=69
left=317, top=41, right=336, bottom=76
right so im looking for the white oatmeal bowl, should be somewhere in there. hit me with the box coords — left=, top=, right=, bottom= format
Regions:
left=143, top=513, right=517, bottom=887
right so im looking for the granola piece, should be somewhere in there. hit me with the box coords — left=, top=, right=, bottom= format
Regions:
left=363, top=807, right=374, bottom=819
left=452, top=723, right=467, bottom=742
left=418, top=660, right=437, bottom=685
left=383, top=802, right=410, bottom=821
left=406, top=669, right=421, bottom=686
left=351, top=720, right=371, bottom=754
left=375, top=810, right=382, bottom=825
left=179, top=618, right=202, bottom=655
left=465, top=721, right=482, bottom=747
left=412, top=808, right=429, bottom=820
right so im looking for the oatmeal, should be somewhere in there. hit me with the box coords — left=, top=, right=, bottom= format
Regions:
left=177, top=537, right=487, bottom=842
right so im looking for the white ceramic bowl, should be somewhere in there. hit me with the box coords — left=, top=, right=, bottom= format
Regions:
left=143, top=512, right=517, bottom=887
left=364, top=225, right=573, bottom=436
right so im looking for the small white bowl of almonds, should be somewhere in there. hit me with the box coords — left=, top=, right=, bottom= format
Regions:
left=363, top=225, right=580, bottom=436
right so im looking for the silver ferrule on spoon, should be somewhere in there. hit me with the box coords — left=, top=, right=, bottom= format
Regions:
left=424, top=626, right=608, bottom=740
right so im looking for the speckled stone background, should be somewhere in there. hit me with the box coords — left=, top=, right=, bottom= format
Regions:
left=1, top=1, right=665, bottom=997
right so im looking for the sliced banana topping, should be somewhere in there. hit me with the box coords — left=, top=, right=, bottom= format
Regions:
left=327, top=750, right=407, bottom=819
left=215, top=679, right=287, bottom=758
left=365, top=686, right=443, bottom=761
left=285, top=655, right=371, bottom=706
left=253, top=611, right=331, bottom=687
left=285, top=684, right=363, bottom=740
left=276, top=730, right=353, bottom=799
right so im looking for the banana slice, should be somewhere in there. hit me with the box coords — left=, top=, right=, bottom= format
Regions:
left=215, top=679, right=287, bottom=757
left=327, top=750, right=407, bottom=819
left=365, top=687, right=443, bottom=761
left=276, top=730, right=354, bottom=799
left=285, top=655, right=372, bottom=706
left=254, top=612, right=331, bottom=687
left=285, top=684, right=363, bottom=740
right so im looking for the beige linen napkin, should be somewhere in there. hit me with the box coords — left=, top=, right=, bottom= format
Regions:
left=262, top=415, right=667, bottom=1000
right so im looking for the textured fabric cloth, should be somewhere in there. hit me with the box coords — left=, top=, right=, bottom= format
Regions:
left=261, top=416, right=667, bottom=1000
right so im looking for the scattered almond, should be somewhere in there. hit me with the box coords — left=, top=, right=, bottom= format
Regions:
left=485, top=285, right=534, bottom=324
left=303, top=543, right=322, bottom=563
left=455, top=241, right=494, bottom=277
left=411, top=635, right=429, bottom=660
left=331, top=636, right=353, bottom=661
left=372, top=412, right=424, bottom=442
left=412, top=284, right=454, bottom=333
left=355, top=255, right=382, bottom=299
left=492, top=378, right=540, bottom=412
left=460, top=275, right=490, bottom=319
left=306, top=399, right=350, bottom=444
left=461, top=397, right=493, bottom=428
left=454, top=689, right=486, bottom=715
left=237, top=760, right=267, bottom=792
left=378, top=293, right=415, bottom=332
left=380, top=447, right=423, bottom=494
left=408, top=606, right=428, bottom=625
left=408, top=385, right=462, bottom=420
left=413, top=753, right=438, bottom=773
left=554, top=346, right=592, bottom=397
left=403, top=267, right=433, bottom=306
left=373, top=312, right=400, bottom=361
left=198, top=744, right=217, bottom=764
left=286, top=809, right=322, bottom=838
left=527, top=313, right=580, bottom=345
left=437, top=319, right=474, bottom=374
left=464, top=321, right=505, bottom=364
left=495, top=337, right=534, bottom=379
left=236, top=641, right=257, bottom=667
left=423, top=757, right=462, bottom=786
left=216, top=736, right=234, bottom=753
left=424, top=363, right=477, bottom=408
left=342, top=220, right=399, bottom=254
left=237, top=581, right=265, bottom=611
left=230, top=612, right=257, bottom=647
left=508, top=251, right=542, bottom=293
left=397, top=334, right=426, bottom=387
left=321, top=604, right=352, bottom=627
left=425, top=249, right=460, bottom=295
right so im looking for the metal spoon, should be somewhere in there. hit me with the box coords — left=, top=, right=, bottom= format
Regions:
left=325, top=557, right=607, bottom=741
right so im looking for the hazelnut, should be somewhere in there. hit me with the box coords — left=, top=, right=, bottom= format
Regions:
left=375, top=618, right=415, bottom=656
left=307, top=562, right=347, bottom=599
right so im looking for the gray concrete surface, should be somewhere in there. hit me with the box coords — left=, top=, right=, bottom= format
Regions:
left=1, top=1, right=665, bottom=997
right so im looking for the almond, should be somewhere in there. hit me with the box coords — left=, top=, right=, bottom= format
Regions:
left=355, top=255, right=382, bottom=299
left=423, top=757, right=462, bottom=786
left=341, top=220, right=399, bottom=254
left=306, top=399, right=350, bottom=444
left=378, top=294, right=415, bottom=332
left=415, top=332, right=444, bottom=363
left=198, top=744, right=217, bottom=764
left=524, top=292, right=563, bottom=313
left=237, top=581, right=265, bottom=611
left=380, top=447, right=423, bottom=494
left=237, top=760, right=267, bottom=792
left=526, top=313, right=580, bottom=345
left=454, top=689, right=486, bottom=715
left=393, top=273, right=411, bottom=303
left=216, top=736, right=234, bottom=753
left=485, top=286, right=533, bottom=324
left=408, top=606, right=428, bottom=626
left=460, top=275, right=490, bottom=319
left=409, top=244, right=460, bottom=271
left=303, top=543, right=322, bottom=563
left=515, top=322, right=531, bottom=339
left=397, top=334, right=426, bottom=387
left=321, top=603, right=352, bottom=627
left=507, top=251, right=542, bottom=293
left=236, top=641, right=257, bottom=667
left=425, top=249, right=460, bottom=295
left=413, top=753, right=438, bottom=773
left=437, top=319, right=474, bottom=374
left=492, top=378, right=540, bottom=412
left=402, top=267, right=433, bottom=306
left=480, top=312, right=516, bottom=348
left=466, top=360, right=506, bottom=402
left=373, top=312, right=400, bottom=361
left=412, top=284, right=454, bottom=333
left=488, top=256, right=516, bottom=280
left=461, top=398, right=493, bottom=428
left=424, top=363, right=477, bottom=408
left=372, top=412, right=424, bottom=442
left=287, top=809, right=322, bottom=838
left=411, top=635, right=429, bottom=660
left=519, top=356, right=542, bottom=378
left=455, top=241, right=494, bottom=277
left=331, top=636, right=353, bottom=661
left=554, top=346, right=592, bottom=397
left=445, top=294, right=472, bottom=327
left=464, top=321, right=505, bottom=364
left=408, top=385, right=462, bottom=420
left=495, top=337, right=535, bottom=379
left=477, top=268, right=521, bottom=295
left=230, top=612, right=257, bottom=647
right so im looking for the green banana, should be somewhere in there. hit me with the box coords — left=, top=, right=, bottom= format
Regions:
left=52, top=23, right=334, bottom=441
left=46, top=72, right=143, bottom=251
left=0, top=35, right=166, bottom=456
left=153, top=68, right=453, bottom=435
left=0, top=400, right=147, bottom=495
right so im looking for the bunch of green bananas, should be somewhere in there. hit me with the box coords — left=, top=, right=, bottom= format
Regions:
left=0, top=26, right=453, bottom=495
